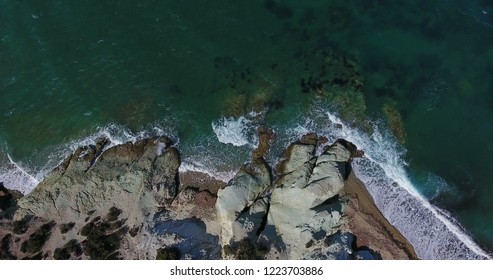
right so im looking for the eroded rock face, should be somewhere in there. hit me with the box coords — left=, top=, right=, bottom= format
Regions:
left=16, top=137, right=177, bottom=223
left=1, top=136, right=223, bottom=260
left=10, top=137, right=183, bottom=259
left=1, top=134, right=411, bottom=259
left=216, top=159, right=271, bottom=247
left=215, top=136, right=360, bottom=259
left=152, top=186, right=220, bottom=260
left=265, top=141, right=353, bottom=259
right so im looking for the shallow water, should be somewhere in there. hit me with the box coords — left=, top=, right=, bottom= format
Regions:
left=1, top=0, right=492, bottom=258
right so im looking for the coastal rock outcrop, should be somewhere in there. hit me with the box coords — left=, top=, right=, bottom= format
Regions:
left=5, top=137, right=184, bottom=259
left=216, top=158, right=271, bottom=247
left=0, top=133, right=416, bottom=259
left=15, top=137, right=178, bottom=225
left=266, top=140, right=353, bottom=259
left=215, top=137, right=362, bottom=259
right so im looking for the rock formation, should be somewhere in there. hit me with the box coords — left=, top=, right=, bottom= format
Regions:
left=215, top=135, right=379, bottom=260
left=0, top=132, right=416, bottom=260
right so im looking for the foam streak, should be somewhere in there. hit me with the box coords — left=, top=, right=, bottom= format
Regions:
left=0, top=154, right=39, bottom=194
left=325, top=112, right=491, bottom=259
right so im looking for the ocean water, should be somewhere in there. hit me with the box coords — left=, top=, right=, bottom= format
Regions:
left=1, top=0, right=493, bottom=259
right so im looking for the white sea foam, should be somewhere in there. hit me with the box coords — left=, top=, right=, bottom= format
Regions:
left=180, top=114, right=261, bottom=184
left=1, top=112, right=255, bottom=194
left=2, top=103, right=490, bottom=259
left=285, top=108, right=491, bottom=259
left=0, top=122, right=177, bottom=194
left=178, top=160, right=237, bottom=183
left=211, top=116, right=258, bottom=147
left=0, top=153, right=39, bottom=194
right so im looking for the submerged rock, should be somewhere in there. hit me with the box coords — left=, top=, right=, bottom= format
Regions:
left=382, top=101, right=407, bottom=144
left=252, top=126, right=275, bottom=160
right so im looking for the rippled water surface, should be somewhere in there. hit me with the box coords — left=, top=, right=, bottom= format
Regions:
left=1, top=0, right=492, bottom=257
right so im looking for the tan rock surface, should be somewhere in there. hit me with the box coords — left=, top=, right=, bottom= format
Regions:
left=340, top=172, right=418, bottom=259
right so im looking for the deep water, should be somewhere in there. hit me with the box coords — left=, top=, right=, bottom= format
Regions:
left=1, top=0, right=493, bottom=258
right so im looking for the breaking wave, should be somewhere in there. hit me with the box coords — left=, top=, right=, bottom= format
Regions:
left=0, top=122, right=177, bottom=194
left=0, top=151, right=40, bottom=194
left=2, top=103, right=491, bottom=259
left=211, top=115, right=259, bottom=148
left=283, top=106, right=491, bottom=259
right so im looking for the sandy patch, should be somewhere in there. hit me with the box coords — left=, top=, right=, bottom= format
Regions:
left=340, top=171, right=418, bottom=259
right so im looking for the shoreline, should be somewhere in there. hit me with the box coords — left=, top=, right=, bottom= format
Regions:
left=0, top=134, right=447, bottom=260
left=179, top=167, right=419, bottom=259
left=341, top=171, right=418, bottom=259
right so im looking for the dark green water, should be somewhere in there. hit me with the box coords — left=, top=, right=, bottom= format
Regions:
left=1, top=0, right=493, bottom=258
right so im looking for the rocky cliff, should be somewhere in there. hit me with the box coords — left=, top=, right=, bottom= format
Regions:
left=0, top=132, right=416, bottom=260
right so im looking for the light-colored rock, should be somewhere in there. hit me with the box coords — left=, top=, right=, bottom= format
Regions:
left=3, top=133, right=405, bottom=260
left=275, top=159, right=315, bottom=192
left=14, top=137, right=180, bottom=259
left=303, top=142, right=352, bottom=206
left=277, top=143, right=315, bottom=174
left=231, top=197, right=269, bottom=242
left=216, top=160, right=271, bottom=246
left=264, top=141, right=353, bottom=259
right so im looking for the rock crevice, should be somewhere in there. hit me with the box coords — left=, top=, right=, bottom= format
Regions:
left=0, top=134, right=415, bottom=260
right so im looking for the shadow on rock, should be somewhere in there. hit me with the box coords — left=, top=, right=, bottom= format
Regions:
left=153, top=215, right=220, bottom=260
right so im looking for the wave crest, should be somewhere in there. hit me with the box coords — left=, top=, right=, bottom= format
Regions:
left=285, top=108, right=491, bottom=259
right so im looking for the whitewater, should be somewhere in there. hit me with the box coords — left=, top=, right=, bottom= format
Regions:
left=293, top=110, right=491, bottom=260
left=208, top=108, right=491, bottom=259
left=1, top=107, right=491, bottom=259
left=0, top=122, right=178, bottom=194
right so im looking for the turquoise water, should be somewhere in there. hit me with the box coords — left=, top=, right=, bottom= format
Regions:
left=1, top=0, right=493, bottom=258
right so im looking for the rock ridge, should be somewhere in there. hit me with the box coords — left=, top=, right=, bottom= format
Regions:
left=0, top=133, right=416, bottom=260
